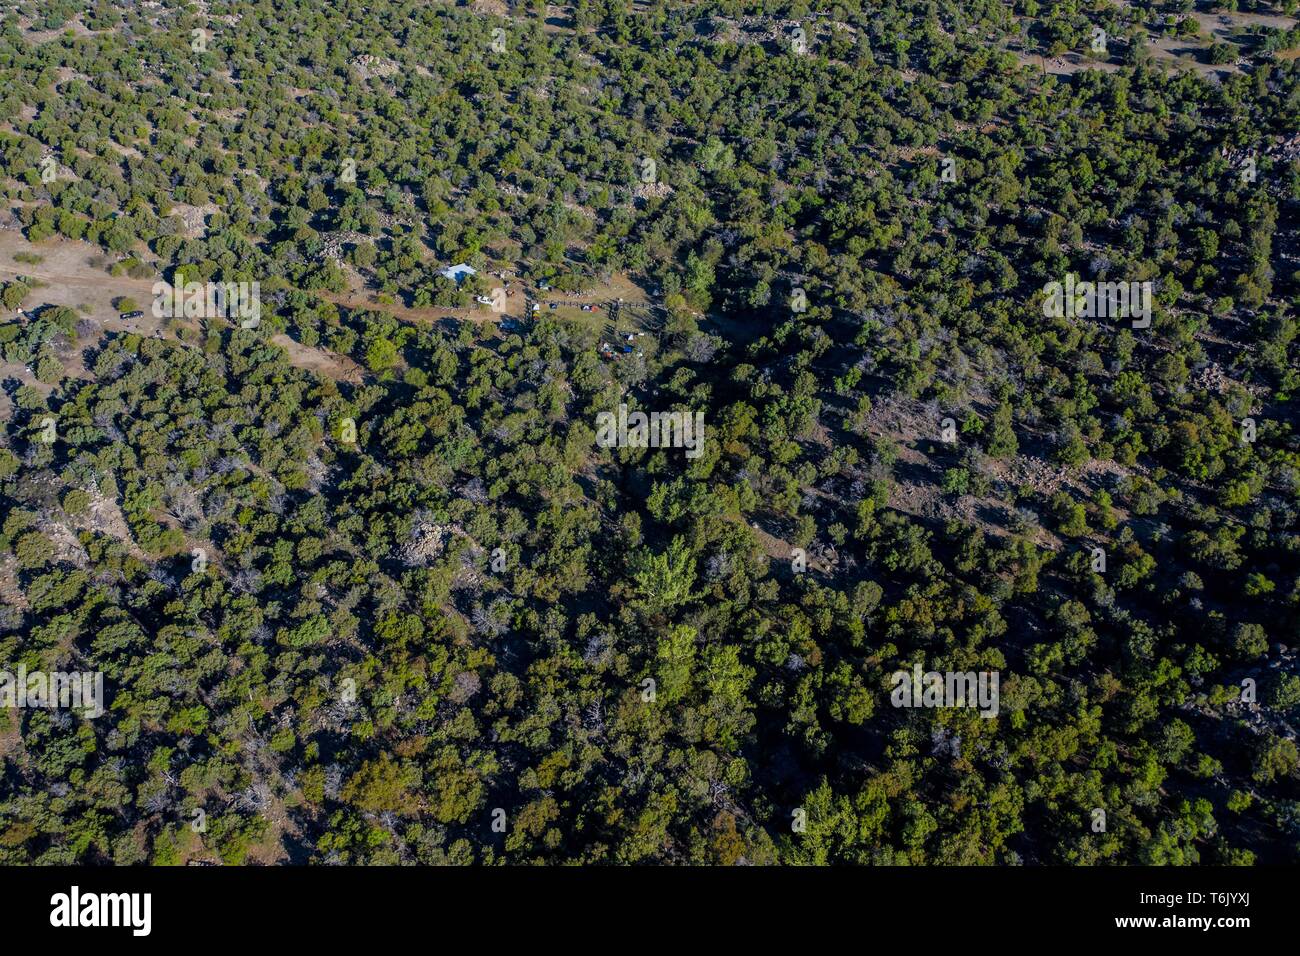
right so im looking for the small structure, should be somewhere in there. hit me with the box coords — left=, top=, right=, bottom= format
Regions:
left=440, top=263, right=477, bottom=284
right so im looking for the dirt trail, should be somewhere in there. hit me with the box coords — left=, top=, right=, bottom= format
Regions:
left=315, top=289, right=503, bottom=324
left=0, top=230, right=659, bottom=380
left=318, top=268, right=653, bottom=325
left=0, top=231, right=365, bottom=383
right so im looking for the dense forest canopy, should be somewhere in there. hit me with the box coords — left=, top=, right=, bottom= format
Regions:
left=0, top=0, right=1297, bottom=865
